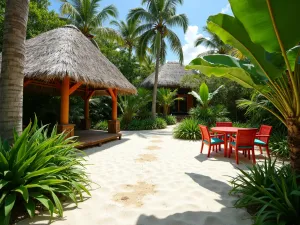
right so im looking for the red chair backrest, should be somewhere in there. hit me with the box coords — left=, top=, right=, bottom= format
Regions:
left=236, top=129, right=257, bottom=148
left=199, top=125, right=210, bottom=143
left=258, top=125, right=272, bottom=143
left=216, top=122, right=233, bottom=127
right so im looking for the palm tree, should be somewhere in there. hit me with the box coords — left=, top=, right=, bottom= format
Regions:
left=195, top=26, right=231, bottom=55
left=157, top=88, right=183, bottom=116
left=60, top=0, right=120, bottom=43
left=110, top=19, right=141, bottom=59
left=128, top=0, right=188, bottom=118
left=0, top=0, right=30, bottom=141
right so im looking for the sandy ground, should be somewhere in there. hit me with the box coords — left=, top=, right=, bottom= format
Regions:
left=17, top=125, right=262, bottom=225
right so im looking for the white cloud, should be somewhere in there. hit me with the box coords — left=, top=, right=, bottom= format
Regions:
left=182, top=26, right=210, bottom=65
left=221, top=3, right=231, bottom=14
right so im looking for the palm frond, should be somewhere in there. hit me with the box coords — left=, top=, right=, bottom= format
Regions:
left=166, top=14, right=188, bottom=32
left=166, top=29, right=184, bottom=64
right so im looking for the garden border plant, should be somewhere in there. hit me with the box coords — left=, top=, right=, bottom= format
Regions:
left=0, top=118, right=91, bottom=225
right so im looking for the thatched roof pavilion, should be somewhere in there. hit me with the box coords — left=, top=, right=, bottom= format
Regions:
left=0, top=25, right=136, bottom=140
left=140, top=62, right=195, bottom=88
left=141, top=62, right=197, bottom=114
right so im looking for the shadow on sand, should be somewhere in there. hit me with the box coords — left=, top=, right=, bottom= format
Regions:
left=135, top=173, right=251, bottom=225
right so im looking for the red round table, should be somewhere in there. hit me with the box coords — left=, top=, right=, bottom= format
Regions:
left=210, top=127, right=240, bottom=157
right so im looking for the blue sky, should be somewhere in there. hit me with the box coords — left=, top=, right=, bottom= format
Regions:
left=49, top=0, right=232, bottom=64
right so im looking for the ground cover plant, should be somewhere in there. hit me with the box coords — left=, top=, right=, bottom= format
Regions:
left=0, top=119, right=90, bottom=225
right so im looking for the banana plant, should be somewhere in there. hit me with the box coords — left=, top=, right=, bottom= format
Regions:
left=157, top=88, right=183, bottom=116
left=189, top=83, right=224, bottom=109
left=186, top=0, right=300, bottom=173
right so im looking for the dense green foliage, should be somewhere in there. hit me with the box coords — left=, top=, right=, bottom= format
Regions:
left=125, top=118, right=167, bottom=131
left=157, top=89, right=182, bottom=116
left=230, top=160, right=300, bottom=225
left=173, top=118, right=203, bottom=140
left=0, top=119, right=90, bottom=225
left=269, top=131, right=289, bottom=159
left=94, top=120, right=108, bottom=131
left=189, top=105, right=229, bottom=126
left=0, top=0, right=66, bottom=52
left=161, top=115, right=177, bottom=125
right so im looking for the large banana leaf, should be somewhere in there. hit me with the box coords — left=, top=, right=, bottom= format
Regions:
left=229, top=0, right=300, bottom=53
left=199, top=83, right=209, bottom=105
left=186, top=55, right=266, bottom=92
left=207, top=14, right=282, bottom=82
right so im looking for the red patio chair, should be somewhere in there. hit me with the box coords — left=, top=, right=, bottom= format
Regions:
left=255, top=125, right=272, bottom=157
left=228, top=129, right=257, bottom=164
left=199, top=125, right=224, bottom=157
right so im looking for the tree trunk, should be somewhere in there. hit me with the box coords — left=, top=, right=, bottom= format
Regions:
left=287, top=118, right=300, bottom=174
left=0, top=0, right=29, bottom=141
left=151, top=45, right=161, bottom=118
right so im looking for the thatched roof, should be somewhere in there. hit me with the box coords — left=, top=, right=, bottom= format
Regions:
left=140, top=62, right=196, bottom=88
left=0, top=25, right=137, bottom=95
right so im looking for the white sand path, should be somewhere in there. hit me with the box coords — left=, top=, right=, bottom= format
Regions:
left=18, top=125, right=256, bottom=225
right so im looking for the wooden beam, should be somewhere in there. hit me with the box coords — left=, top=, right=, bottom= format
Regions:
left=69, top=82, right=83, bottom=95
left=107, top=88, right=116, bottom=101
left=87, top=90, right=95, bottom=100
left=24, top=80, right=33, bottom=87
left=60, top=76, right=70, bottom=125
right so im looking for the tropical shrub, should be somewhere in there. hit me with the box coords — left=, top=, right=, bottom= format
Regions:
left=173, top=118, right=205, bottom=140
left=157, top=88, right=183, bottom=116
left=269, top=131, right=289, bottom=159
left=119, top=88, right=152, bottom=124
left=161, top=115, right=177, bottom=125
left=94, top=120, right=108, bottom=131
left=125, top=118, right=167, bottom=130
left=186, top=0, right=300, bottom=172
left=0, top=119, right=90, bottom=225
left=189, top=104, right=229, bottom=126
left=230, top=160, right=300, bottom=225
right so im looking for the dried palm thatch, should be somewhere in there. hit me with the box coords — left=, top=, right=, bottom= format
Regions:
left=140, top=62, right=196, bottom=88
left=0, top=25, right=137, bottom=95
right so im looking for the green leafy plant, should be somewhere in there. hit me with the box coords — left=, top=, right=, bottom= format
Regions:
left=161, top=115, right=177, bottom=125
left=230, top=160, right=300, bottom=225
left=125, top=118, right=167, bottom=130
left=173, top=118, right=205, bottom=140
left=157, top=88, right=183, bottom=116
left=186, top=0, right=300, bottom=172
left=0, top=119, right=91, bottom=225
left=119, top=88, right=152, bottom=124
left=189, top=104, right=229, bottom=126
left=94, top=120, right=108, bottom=131
left=189, top=83, right=224, bottom=109
left=269, top=131, right=290, bottom=159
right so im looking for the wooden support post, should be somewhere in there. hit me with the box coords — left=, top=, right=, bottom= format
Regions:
left=60, top=76, right=70, bottom=125
left=58, top=76, right=75, bottom=137
left=112, top=89, right=117, bottom=121
left=107, top=88, right=120, bottom=133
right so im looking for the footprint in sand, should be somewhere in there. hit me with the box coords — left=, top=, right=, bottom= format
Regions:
left=113, top=182, right=156, bottom=207
left=135, top=154, right=157, bottom=162
left=150, top=139, right=163, bottom=143
left=145, top=145, right=161, bottom=150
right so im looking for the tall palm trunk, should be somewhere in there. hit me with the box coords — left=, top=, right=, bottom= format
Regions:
left=151, top=44, right=161, bottom=118
left=287, top=118, right=300, bottom=174
left=0, top=0, right=29, bottom=141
